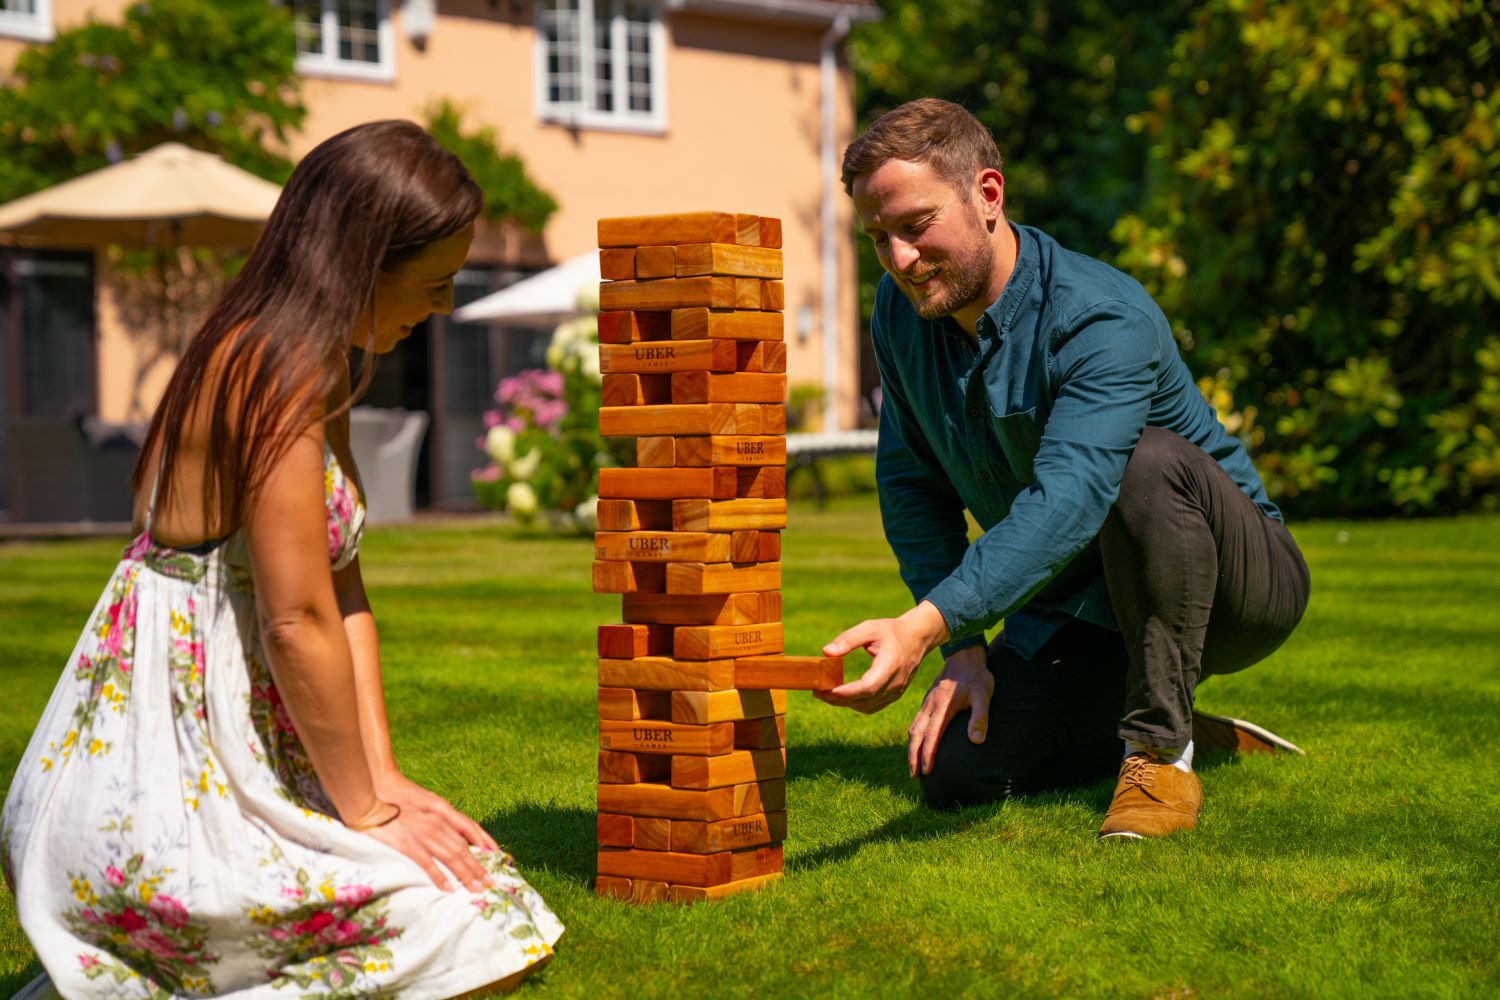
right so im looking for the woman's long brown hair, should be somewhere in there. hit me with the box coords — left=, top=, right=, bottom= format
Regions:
left=130, top=120, right=483, bottom=534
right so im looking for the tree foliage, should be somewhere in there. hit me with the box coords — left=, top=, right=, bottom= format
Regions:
left=426, top=101, right=558, bottom=234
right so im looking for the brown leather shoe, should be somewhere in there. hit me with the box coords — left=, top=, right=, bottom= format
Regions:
left=1097, top=751, right=1202, bottom=840
left=1192, top=711, right=1305, bottom=756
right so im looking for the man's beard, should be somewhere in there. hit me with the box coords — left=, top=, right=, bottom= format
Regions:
left=898, top=216, right=995, bottom=321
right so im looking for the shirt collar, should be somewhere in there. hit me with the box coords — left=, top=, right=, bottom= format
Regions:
left=981, top=222, right=1038, bottom=341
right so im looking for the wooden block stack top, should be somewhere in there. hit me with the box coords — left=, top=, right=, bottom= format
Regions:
left=592, top=211, right=840, bottom=904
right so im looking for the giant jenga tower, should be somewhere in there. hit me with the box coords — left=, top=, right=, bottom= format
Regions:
left=591, top=212, right=844, bottom=903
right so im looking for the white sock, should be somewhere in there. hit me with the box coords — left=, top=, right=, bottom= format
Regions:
left=1125, top=739, right=1194, bottom=773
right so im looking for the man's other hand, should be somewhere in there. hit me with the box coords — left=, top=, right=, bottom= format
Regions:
left=815, top=601, right=950, bottom=714
left=907, top=645, right=993, bottom=777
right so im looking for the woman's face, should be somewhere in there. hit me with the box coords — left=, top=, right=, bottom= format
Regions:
left=361, top=222, right=476, bottom=354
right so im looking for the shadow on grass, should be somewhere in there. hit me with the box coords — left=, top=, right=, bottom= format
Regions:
left=482, top=801, right=597, bottom=888
left=0, top=964, right=43, bottom=997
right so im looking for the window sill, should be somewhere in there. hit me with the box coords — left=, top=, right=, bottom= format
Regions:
left=0, top=17, right=53, bottom=42
left=295, top=55, right=395, bottom=84
left=538, top=109, right=667, bottom=137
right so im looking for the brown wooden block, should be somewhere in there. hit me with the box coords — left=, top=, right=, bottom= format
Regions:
left=761, top=405, right=787, bottom=434
left=595, top=531, right=732, bottom=563
left=598, top=212, right=737, bottom=248
left=598, top=813, right=634, bottom=847
left=672, top=373, right=788, bottom=406
left=595, top=875, right=633, bottom=899
left=735, top=341, right=789, bottom=374
left=598, top=310, right=671, bottom=344
left=668, top=871, right=782, bottom=903
left=761, top=281, right=785, bottom=311
left=597, top=467, right=737, bottom=500
left=734, top=277, right=762, bottom=310
left=729, top=530, right=760, bottom=563
left=598, top=781, right=738, bottom=821
left=599, top=339, right=737, bottom=375
left=621, top=592, right=775, bottom=626
left=674, top=433, right=786, bottom=466
left=599, top=276, right=736, bottom=311
left=673, top=622, right=785, bottom=660
left=671, top=749, right=786, bottom=790
left=634, top=244, right=677, bottom=279
left=673, top=498, right=788, bottom=531
left=757, top=531, right=781, bottom=561
left=734, top=779, right=786, bottom=815
left=731, top=844, right=784, bottom=881
left=592, top=560, right=667, bottom=593
left=671, top=308, right=783, bottom=342
left=666, top=561, right=782, bottom=595
left=734, top=655, right=845, bottom=691
left=671, top=688, right=787, bottom=725
left=600, top=719, right=734, bottom=756
left=631, top=879, right=669, bottom=903
left=597, top=623, right=674, bottom=658
left=674, top=243, right=783, bottom=280
left=634, top=816, right=672, bottom=852
left=598, top=749, right=673, bottom=784
left=597, top=847, right=734, bottom=887
left=597, top=686, right=673, bottom=721
left=734, top=213, right=761, bottom=246
left=733, top=715, right=786, bottom=750
left=602, top=373, right=672, bottom=407
left=635, top=435, right=675, bottom=468
left=670, top=811, right=786, bottom=854
left=600, top=248, right=637, bottom=281
left=597, top=499, right=674, bottom=532
left=736, top=466, right=786, bottom=499
left=758, top=216, right=783, bottom=249
left=599, top=656, right=737, bottom=692
left=599, top=402, right=766, bottom=437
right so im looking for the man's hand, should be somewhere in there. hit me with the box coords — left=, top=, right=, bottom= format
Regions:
left=815, top=601, right=950, bottom=714
left=907, top=645, right=993, bottom=777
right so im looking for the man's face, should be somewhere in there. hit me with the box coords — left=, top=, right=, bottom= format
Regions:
left=852, top=159, right=995, bottom=321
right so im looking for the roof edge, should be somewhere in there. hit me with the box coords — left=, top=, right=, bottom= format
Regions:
left=664, top=0, right=882, bottom=28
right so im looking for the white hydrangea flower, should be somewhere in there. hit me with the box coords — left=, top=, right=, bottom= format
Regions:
left=485, top=425, right=516, bottom=464
left=510, top=447, right=543, bottom=481
left=506, top=481, right=538, bottom=518
left=573, top=495, right=598, bottom=532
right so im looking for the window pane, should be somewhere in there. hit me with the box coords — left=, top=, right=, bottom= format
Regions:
left=337, top=0, right=381, bottom=64
left=0, top=1, right=40, bottom=16
left=542, top=0, right=581, bottom=106
left=593, top=0, right=614, bottom=113
left=291, top=0, right=323, bottom=56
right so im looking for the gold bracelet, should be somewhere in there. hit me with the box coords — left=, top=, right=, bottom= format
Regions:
left=347, top=802, right=401, bottom=831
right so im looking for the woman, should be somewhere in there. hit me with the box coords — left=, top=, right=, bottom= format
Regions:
left=2, top=121, right=563, bottom=998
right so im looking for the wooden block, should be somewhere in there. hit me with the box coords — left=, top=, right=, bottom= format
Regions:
left=602, top=373, right=673, bottom=407
left=733, top=715, right=786, bottom=750
left=729, top=530, right=760, bottom=562
left=668, top=871, right=782, bottom=903
left=736, top=341, right=788, bottom=374
left=671, top=811, right=787, bottom=854
left=600, top=248, right=637, bottom=281
left=734, top=213, right=761, bottom=246
left=599, top=656, right=737, bottom=692
left=599, top=403, right=767, bottom=437
left=598, top=212, right=737, bottom=247
left=666, top=561, right=782, bottom=595
left=673, top=622, right=785, bottom=660
left=671, top=749, right=786, bottom=790
left=736, top=467, right=786, bottom=500
left=673, top=499, right=788, bottom=531
left=598, top=310, right=671, bottom=344
left=597, top=499, right=673, bottom=532
left=673, top=243, right=783, bottom=279
left=636, top=436, right=676, bottom=467
left=761, top=281, right=785, bottom=311
left=757, top=531, right=781, bottom=561
left=761, top=405, right=787, bottom=434
left=672, top=373, right=788, bottom=405
left=674, top=434, right=786, bottom=466
left=634, top=816, right=672, bottom=852
left=621, top=592, right=776, bottom=626
left=598, top=813, right=634, bottom=847
left=592, top=560, right=666, bottom=594
left=597, top=467, right=737, bottom=500
left=758, top=216, right=783, bottom=249
left=734, top=277, right=762, bottom=310
left=734, top=655, right=845, bottom=691
left=600, top=719, right=734, bottom=756
left=598, top=781, right=738, bottom=821
left=598, top=749, right=672, bottom=784
left=671, top=308, right=783, bottom=342
left=595, top=531, right=732, bottom=563
left=595, top=875, right=633, bottom=899
left=599, top=339, right=737, bottom=374
left=734, top=779, right=786, bottom=816
left=671, top=688, right=787, bottom=724
left=598, top=623, right=674, bottom=658
left=597, top=847, right=734, bottom=887
left=599, top=276, right=736, bottom=311
left=635, top=244, right=677, bottom=279
left=631, top=880, right=669, bottom=903
left=597, top=686, right=672, bottom=721
left=731, top=844, right=784, bottom=881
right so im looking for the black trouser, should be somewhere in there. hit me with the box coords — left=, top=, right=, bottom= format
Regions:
left=919, top=428, right=1311, bottom=809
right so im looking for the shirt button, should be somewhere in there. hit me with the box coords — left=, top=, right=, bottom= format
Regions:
left=967, top=407, right=981, bottom=419
left=978, top=471, right=991, bottom=482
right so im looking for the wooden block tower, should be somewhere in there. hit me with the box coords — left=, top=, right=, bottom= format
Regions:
left=592, top=211, right=844, bottom=904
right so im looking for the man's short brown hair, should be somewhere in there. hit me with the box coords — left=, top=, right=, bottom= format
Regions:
left=841, top=98, right=1004, bottom=197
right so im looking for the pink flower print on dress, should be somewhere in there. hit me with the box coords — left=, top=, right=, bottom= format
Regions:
left=149, top=894, right=190, bottom=930
left=78, top=954, right=100, bottom=970
left=108, top=907, right=148, bottom=933
left=105, top=865, right=125, bottom=887
left=128, top=927, right=181, bottom=960
left=334, top=884, right=372, bottom=907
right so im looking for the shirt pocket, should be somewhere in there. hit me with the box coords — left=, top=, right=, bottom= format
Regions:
left=987, top=404, right=1040, bottom=485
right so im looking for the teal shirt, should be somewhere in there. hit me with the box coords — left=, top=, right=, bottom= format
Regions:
left=872, top=223, right=1279, bottom=659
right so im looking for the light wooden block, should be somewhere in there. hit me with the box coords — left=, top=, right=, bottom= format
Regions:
left=671, top=373, right=788, bottom=405
left=599, top=339, right=737, bottom=374
left=758, top=217, right=783, bottom=249
left=673, top=622, right=785, bottom=660
left=673, top=243, right=783, bottom=279
left=602, top=373, right=672, bottom=407
left=597, top=622, right=674, bottom=658
left=666, top=561, right=782, bottom=595
left=667, top=871, right=782, bottom=903
left=736, top=341, right=788, bottom=374
left=591, top=560, right=666, bottom=594
left=731, top=844, right=784, bottom=881
left=635, top=436, right=675, bottom=467
left=597, top=847, right=734, bottom=887
left=673, top=434, right=786, bottom=467
left=595, top=875, right=633, bottom=899
left=671, top=308, right=783, bottom=342
left=673, top=499, right=788, bottom=531
left=671, top=748, right=787, bottom=790
left=631, top=880, right=669, bottom=904
left=597, top=467, right=737, bottom=500
left=735, top=466, right=786, bottom=499
left=761, top=405, right=787, bottom=434
left=598, top=310, right=671, bottom=344
left=597, top=782, right=738, bottom=822
left=599, top=276, right=736, bottom=311
left=599, top=249, right=637, bottom=281
left=761, top=281, right=785, bottom=311
left=757, top=532, right=782, bottom=561
left=598, top=212, right=737, bottom=247
left=599, top=402, right=767, bottom=437
left=734, top=213, right=761, bottom=246
left=734, top=655, right=845, bottom=691
left=598, top=749, right=672, bottom=784
left=733, top=715, right=786, bottom=750
left=599, top=656, right=737, bottom=692
left=734, top=277, right=762, bottom=310
left=670, top=687, right=787, bottom=724
left=634, top=244, right=677, bottom=279
left=670, top=811, right=787, bottom=854
left=595, top=531, right=733, bottom=563
left=597, top=813, right=634, bottom=847
left=634, top=816, right=672, bottom=852
left=600, top=719, right=734, bottom=756
left=729, top=530, right=760, bottom=562
left=620, top=592, right=777, bottom=626
left=596, top=499, right=674, bottom=531
left=597, top=687, right=672, bottom=721
left=735, top=778, right=786, bottom=816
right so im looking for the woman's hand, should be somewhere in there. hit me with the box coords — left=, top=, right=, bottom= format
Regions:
left=360, top=773, right=498, bottom=892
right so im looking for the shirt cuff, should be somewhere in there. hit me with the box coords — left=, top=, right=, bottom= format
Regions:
left=923, top=574, right=989, bottom=651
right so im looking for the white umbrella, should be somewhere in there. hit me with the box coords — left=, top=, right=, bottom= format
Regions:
left=452, top=251, right=600, bottom=327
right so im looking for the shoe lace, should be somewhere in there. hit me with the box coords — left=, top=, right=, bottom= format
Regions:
left=1120, top=753, right=1160, bottom=790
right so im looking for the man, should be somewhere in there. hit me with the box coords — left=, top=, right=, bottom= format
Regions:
left=817, top=99, right=1310, bottom=840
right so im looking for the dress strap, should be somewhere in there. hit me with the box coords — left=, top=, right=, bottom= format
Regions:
left=144, top=452, right=165, bottom=536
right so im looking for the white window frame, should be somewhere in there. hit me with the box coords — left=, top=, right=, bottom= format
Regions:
left=292, top=0, right=396, bottom=84
left=534, top=0, right=667, bottom=135
left=0, top=0, right=53, bottom=42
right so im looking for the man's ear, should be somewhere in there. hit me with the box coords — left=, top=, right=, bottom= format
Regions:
left=975, top=168, right=1005, bottom=224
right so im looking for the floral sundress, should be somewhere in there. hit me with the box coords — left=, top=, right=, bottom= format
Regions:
left=2, top=445, right=563, bottom=998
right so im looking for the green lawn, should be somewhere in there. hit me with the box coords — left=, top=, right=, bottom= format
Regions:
left=2, top=497, right=1497, bottom=998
